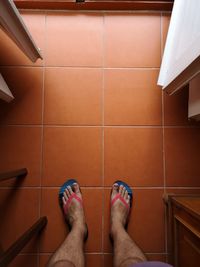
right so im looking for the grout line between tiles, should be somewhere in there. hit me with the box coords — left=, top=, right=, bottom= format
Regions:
left=161, top=12, right=168, bottom=257
left=38, top=12, right=47, bottom=259
left=0, top=65, right=161, bottom=70
left=20, top=9, right=169, bottom=14
left=101, top=12, right=105, bottom=255
left=1, top=186, right=200, bottom=189
left=1, top=124, right=200, bottom=128
left=161, top=12, right=164, bottom=59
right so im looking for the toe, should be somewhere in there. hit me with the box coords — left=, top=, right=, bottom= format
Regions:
left=119, top=185, right=123, bottom=195
left=65, top=188, right=70, bottom=197
left=62, top=196, right=66, bottom=205
left=122, top=186, right=126, bottom=197
left=73, top=183, right=81, bottom=195
left=63, top=191, right=68, bottom=201
left=111, top=183, right=119, bottom=197
left=67, top=186, right=73, bottom=194
left=125, top=190, right=128, bottom=200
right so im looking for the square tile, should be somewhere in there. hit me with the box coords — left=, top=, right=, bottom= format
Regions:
left=44, top=68, right=102, bottom=125
left=103, top=189, right=165, bottom=253
left=39, top=254, right=51, bottom=267
left=164, top=85, right=199, bottom=126
left=0, top=67, right=43, bottom=125
left=165, top=128, right=200, bottom=186
left=0, top=126, right=42, bottom=186
left=40, top=188, right=103, bottom=253
left=0, top=188, right=40, bottom=253
left=104, top=69, right=162, bottom=125
left=9, top=254, right=37, bottom=267
left=0, top=12, right=45, bottom=66
left=104, top=13, right=161, bottom=67
left=46, top=12, right=103, bottom=66
left=104, top=128, right=163, bottom=186
left=86, top=254, right=103, bottom=267
left=104, top=254, right=113, bottom=267
left=42, top=127, right=102, bottom=186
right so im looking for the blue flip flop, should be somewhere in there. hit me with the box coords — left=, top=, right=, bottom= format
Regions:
left=58, top=179, right=88, bottom=241
left=59, top=179, right=78, bottom=208
left=114, top=180, right=133, bottom=207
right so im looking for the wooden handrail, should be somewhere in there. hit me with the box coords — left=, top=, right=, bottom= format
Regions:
left=14, top=0, right=174, bottom=11
left=0, top=168, right=27, bottom=182
left=0, top=216, right=47, bottom=267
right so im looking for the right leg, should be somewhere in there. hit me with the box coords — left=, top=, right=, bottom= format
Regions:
left=110, top=184, right=147, bottom=267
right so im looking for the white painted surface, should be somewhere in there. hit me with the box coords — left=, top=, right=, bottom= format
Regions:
left=0, top=73, right=14, bottom=102
left=158, top=0, right=200, bottom=89
left=0, top=0, right=42, bottom=62
left=188, top=74, right=200, bottom=121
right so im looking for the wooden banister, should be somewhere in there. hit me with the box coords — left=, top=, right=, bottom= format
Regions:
left=0, top=216, right=47, bottom=267
left=0, top=168, right=28, bottom=182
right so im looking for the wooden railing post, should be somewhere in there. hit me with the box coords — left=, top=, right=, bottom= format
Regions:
left=0, top=168, right=27, bottom=182
left=0, top=216, right=47, bottom=267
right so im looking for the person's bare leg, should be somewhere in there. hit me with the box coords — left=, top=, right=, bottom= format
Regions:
left=47, top=183, right=87, bottom=267
left=111, top=184, right=147, bottom=267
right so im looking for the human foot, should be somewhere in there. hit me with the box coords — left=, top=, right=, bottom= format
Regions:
left=62, top=182, right=87, bottom=238
left=110, top=183, right=131, bottom=236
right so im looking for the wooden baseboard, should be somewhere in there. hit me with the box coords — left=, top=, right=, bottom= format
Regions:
left=14, top=0, right=174, bottom=11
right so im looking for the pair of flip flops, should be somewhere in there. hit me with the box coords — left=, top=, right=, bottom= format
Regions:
left=59, top=179, right=133, bottom=239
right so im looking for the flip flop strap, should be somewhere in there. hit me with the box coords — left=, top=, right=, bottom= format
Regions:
left=111, top=193, right=130, bottom=210
left=63, top=192, right=82, bottom=215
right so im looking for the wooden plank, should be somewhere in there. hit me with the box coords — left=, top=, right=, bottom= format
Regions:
left=0, top=73, right=14, bottom=103
left=0, top=0, right=43, bottom=62
left=188, top=74, right=200, bottom=121
left=0, top=217, right=47, bottom=267
left=14, top=0, right=174, bottom=11
left=164, top=55, right=200, bottom=95
left=0, top=168, right=28, bottom=182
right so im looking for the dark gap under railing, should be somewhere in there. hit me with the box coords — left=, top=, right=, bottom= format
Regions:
left=0, top=168, right=28, bottom=182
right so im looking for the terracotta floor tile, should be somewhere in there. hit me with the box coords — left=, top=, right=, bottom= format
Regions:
left=9, top=254, right=37, bottom=267
left=39, top=254, right=51, bottom=267
left=104, top=13, right=161, bottom=67
left=46, top=12, right=103, bottom=66
left=104, top=253, right=113, bottom=267
left=0, top=126, right=42, bottom=186
left=40, top=188, right=103, bottom=253
left=0, top=12, right=45, bottom=66
left=164, top=85, right=199, bottom=126
left=0, top=67, right=43, bottom=125
left=44, top=68, right=102, bottom=125
left=0, top=188, right=40, bottom=253
left=104, top=69, right=162, bottom=125
left=42, top=127, right=102, bottom=186
left=104, top=128, right=163, bottom=186
left=103, top=189, right=165, bottom=253
left=165, top=128, right=200, bottom=186
left=86, top=254, right=103, bottom=267
left=162, top=14, right=171, bottom=54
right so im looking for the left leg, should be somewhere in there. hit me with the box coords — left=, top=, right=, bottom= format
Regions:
left=47, top=183, right=87, bottom=267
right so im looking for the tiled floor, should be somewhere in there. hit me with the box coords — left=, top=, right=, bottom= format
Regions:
left=0, top=10, right=200, bottom=267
